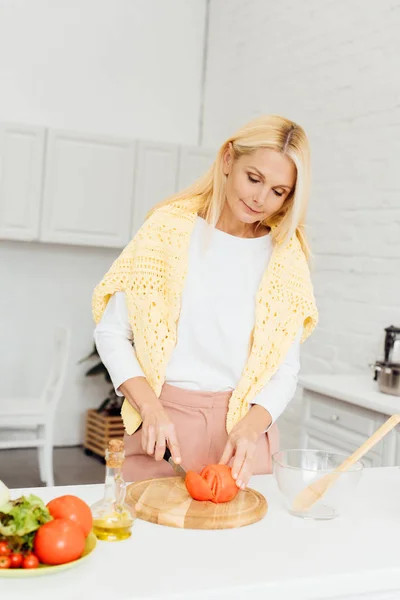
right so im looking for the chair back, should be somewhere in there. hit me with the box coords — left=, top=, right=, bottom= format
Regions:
left=42, top=325, right=71, bottom=414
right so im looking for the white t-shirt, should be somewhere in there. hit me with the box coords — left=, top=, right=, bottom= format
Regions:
left=94, top=217, right=302, bottom=424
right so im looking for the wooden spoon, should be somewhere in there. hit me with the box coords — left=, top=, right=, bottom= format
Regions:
left=292, top=413, right=400, bottom=513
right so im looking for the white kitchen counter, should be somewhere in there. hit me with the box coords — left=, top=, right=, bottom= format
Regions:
left=3, top=467, right=400, bottom=600
left=299, top=373, right=400, bottom=415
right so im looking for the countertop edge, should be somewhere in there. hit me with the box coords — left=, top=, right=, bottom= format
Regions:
left=299, top=374, right=400, bottom=415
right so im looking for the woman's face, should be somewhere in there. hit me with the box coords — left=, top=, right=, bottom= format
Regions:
left=223, top=146, right=296, bottom=224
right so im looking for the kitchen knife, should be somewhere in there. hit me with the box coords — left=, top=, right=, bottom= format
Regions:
left=163, top=447, right=186, bottom=478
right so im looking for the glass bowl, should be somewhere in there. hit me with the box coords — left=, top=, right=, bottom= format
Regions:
left=272, top=449, right=364, bottom=520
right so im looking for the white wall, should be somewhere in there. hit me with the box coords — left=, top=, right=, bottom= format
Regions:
left=0, top=241, right=119, bottom=444
left=203, top=0, right=400, bottom=375
left=0, top=0, right=206, bottom=144
left=0, top=0, right=206, bottom=446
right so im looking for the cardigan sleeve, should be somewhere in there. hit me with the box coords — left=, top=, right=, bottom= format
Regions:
left=250, top=326, right=302, bottom=429
left=94, top=291, right=303, bottom=423
left=94, top=292, right=145, bottom=396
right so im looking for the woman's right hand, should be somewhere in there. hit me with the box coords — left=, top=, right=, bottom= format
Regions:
left=140, top=398, right=182, bottom=464
left=118, top=376, right=182, bottom=464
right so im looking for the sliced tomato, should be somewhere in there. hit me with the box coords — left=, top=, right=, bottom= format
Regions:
left=200, top=465, right=238, bottom=503
left=185, top=465, right=239, bottom=503
left=185, top=471, right=214, bottom=501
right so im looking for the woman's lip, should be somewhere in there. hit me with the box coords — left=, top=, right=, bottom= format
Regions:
left=241, top=199, right=263, bottom=214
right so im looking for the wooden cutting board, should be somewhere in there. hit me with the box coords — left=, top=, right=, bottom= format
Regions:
left=126, top=476, right=267, bottom=530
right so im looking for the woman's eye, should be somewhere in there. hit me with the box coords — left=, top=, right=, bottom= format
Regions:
left=274, top=190, right=284, bottom=197
left=247, top=174, right=260, bottom=184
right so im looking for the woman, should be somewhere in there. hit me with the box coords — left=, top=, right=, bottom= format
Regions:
left=92, top=114, right=318, bottom=489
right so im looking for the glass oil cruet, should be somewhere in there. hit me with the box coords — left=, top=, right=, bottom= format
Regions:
left=91, top=438, right=135, bottom=541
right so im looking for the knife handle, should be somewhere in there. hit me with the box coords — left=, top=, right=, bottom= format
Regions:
left=163, top=447, right=172, bottom=463
left=135, top=428, right=172, bottom=464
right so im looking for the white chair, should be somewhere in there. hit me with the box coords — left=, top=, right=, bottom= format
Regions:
left=0, top=325, right=71, bottom=487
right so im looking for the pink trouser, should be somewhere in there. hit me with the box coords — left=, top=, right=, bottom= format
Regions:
left=122, top=383, right=279, bottom=482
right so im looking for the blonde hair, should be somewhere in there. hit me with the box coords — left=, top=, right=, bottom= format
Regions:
left=147, top=114, right=311, bottom=258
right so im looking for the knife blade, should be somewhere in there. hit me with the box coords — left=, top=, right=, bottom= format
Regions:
left=163, top=447, right=186, bottom=478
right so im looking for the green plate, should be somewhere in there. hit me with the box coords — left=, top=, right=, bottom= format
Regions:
left=0, top=531, right=97, bottom=578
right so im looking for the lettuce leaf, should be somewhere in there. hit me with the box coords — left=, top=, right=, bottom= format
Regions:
left=0, top=495, right=52, bottom=549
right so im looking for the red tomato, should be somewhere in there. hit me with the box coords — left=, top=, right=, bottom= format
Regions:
left=0, top=542, right=11, bottom=556
left=0, top=555, right=11, bottom=569
left=22, top=554, right=39, bottom=569
left=9, top=553, right=23, bottom=568
left=185, top=471, right=214, bottom=501
left=34, top=519, right=85, bottom=566
left=185, top=464, right=238, bottom=504
left=46, top=495, right=93, bottom=537
left=201, top=465, right=238, bottom=503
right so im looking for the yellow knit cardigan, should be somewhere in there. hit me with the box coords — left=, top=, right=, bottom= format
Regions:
left=92, top=200, right=318, bottom=435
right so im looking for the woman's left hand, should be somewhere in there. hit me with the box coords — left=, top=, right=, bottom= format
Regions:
left=219, top=405, right=272, bottom=489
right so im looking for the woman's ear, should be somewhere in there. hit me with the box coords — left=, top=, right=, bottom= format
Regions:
left=222, top=142, right=233, bottom=176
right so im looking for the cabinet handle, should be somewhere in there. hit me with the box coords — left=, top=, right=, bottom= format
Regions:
left=331, top=414, right=339, bottom=422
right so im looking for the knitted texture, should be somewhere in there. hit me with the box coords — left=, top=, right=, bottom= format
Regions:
left=92, top=200, right=318, bottom=435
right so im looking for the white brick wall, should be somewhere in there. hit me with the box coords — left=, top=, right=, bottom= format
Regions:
left=203, top=0, right=400, bottom=375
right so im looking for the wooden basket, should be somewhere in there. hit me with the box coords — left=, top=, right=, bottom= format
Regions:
left=83, top=409, right=125, bottom=458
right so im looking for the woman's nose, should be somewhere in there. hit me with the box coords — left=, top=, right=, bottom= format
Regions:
left=253, top=187, right=270, bottom=205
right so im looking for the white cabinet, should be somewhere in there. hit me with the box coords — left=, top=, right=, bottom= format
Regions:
left=302, top=388, right=386, bottom=467
left=40, top=130, right=136, bottom=248
left=277, top=391, right=306, bottom=449
left=282, top=374, right=400, bottom=468
left=278, top=419, right=304, bottom=450
left=303, top=428, right=383, bottom=468
left=131, top=142, right=179, bottom=235
left=0, top=123, right=45, bottom=241
left=306, top=391, right=382, bottom=438
left=177, top=146, right=215, bottom=190
left=0, top=120, right=217, bottom=248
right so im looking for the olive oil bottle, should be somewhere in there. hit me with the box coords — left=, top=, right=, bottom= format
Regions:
left=91, top=439, right=135, bottom=541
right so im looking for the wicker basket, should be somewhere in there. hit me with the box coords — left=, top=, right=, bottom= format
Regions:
left=83, top=409, right=125, bottom=459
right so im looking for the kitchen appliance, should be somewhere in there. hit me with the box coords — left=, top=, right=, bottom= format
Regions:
left=373, top=325, right=400, bottom=397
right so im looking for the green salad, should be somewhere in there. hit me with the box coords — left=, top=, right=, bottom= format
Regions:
left=0, top=495, right=53, bottom=551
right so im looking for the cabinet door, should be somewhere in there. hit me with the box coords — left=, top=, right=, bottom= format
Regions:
left=41, top=130, right=136, bottom=248
left=0, top=123, right=45, bottom=241
left=131, top=142, right=179, bottom=235
left=177, top=146, right=215, bottom=191
left=304, top=429, right=382, bottom=468
left=277, top=418, right=304, bottom=450
left=306, top=390, right=382, bottom=438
